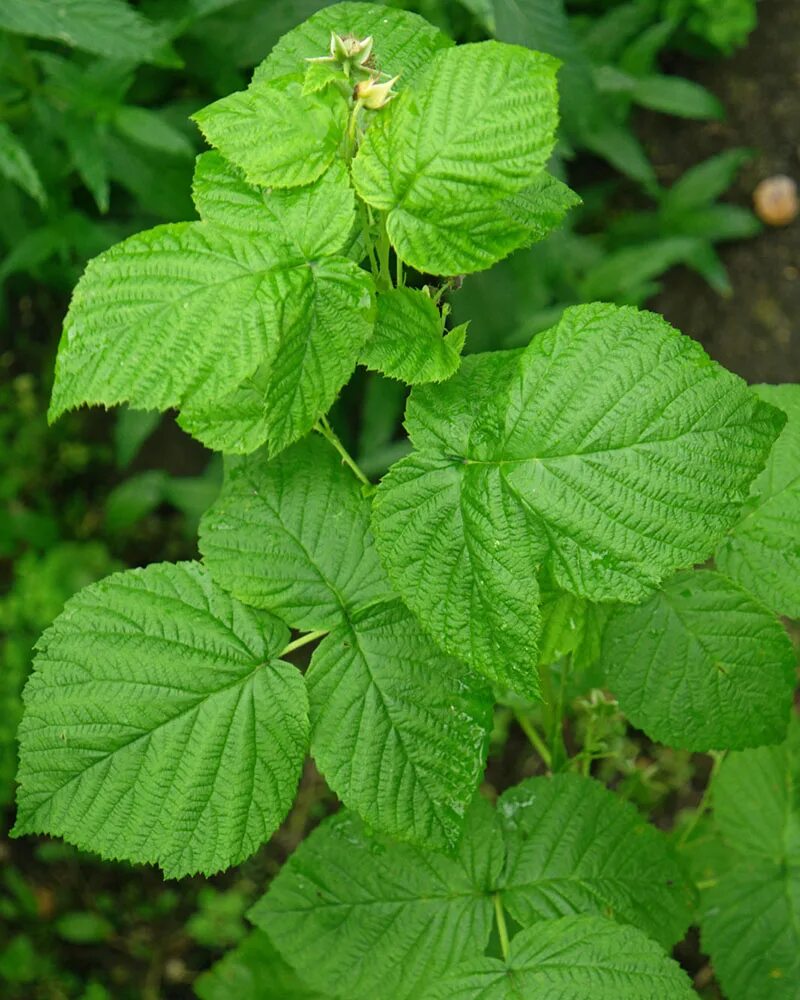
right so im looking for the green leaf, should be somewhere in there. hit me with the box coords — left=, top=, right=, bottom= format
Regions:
left=62, top=116, right=109, bottom=213
left=13, top=562, right=308, bottom=878
left=662, top=149, right=752, bottom=214
left=374, top=304, right=782, bottom=694
left=373, top=351, right=545, bottom=697
left=51, top=160, right=372, bottom=455
left=200, top=435, right=391, bottom=630
left=422, top=915, right=695, bottom=999
left=114, top=106, right=195, bottom=159
left=193, top=73, right=347, bottom=189
left=701, top=862, right=800, bottom=1000
left=600, top=569, right=795, bottom=751
left=712, top=717, right=800, bottom=863
left=499, top=774, right=695, bottom=949
left=361, top=288, right=465, bottom=385
left=307, top=599, right=492, bottom=848
left=254, top=2, right=452, bottom=87
left=617, top=73, right=724, bottom=121
left=251, top=796, right=503, bottom=1000
left=700, top=720, right=800, bottom=1000
left=0, top=123, right=46, bottom=206
left=352, top=42, right=560, bottom=274
left=499, top=172, right=581, bottom=237
left=716, top=384, right=800, bottom=617
left=195, top=929, right=324, bottom=1000
left=0, top=0, right=171, bottom=63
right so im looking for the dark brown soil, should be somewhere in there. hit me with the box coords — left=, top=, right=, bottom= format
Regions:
left=643, top=0, right=800, bottom=384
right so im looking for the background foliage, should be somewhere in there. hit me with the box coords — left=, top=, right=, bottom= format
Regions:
left=3, top=0, right=792, bottom=997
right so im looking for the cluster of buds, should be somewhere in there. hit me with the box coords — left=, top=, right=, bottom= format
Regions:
left=307, top=32, right=399, bottom=110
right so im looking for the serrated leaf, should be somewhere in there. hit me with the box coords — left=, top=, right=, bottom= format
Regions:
left=701, top=862, right=800, bottom=1000
left=499, top=172, right=581, bottom=237
left=600, top=569, right=795, bottom=751
left=700, top=721, right=800, bottom=1000
left=373, top=351, right=544, bottom=697
left=0, top=123, right=46, bottom=206
left=712, top=717, right=800, bottom=863
left=498, top=774, right=695, bottom=949
left=13, top=562, right=308, bottom=878
left=307, top=599, right=492, bottom=849
left=361, top=287, right=465, bottom=385
left=200, top=435, right=391, bottom=630
left=352, top=42, right=560, bottom=275
left=716, top=384, right=800, bottom=617
left=195, top=929, right=324, bottom=1000
left=251, top=796, right=503, bottom=1000
left=374, top=303, right=781, bottom=694
left=0, top=0, right=170, bottom=63
left=114, top=106, right=195, bottom=159
left=193, top=73, right=347, bottom=189
left=422, top=915, right=695, bottom=999
left=254, top=2, right=452, bottom=87
left=51, top=165, right=372, bottom=454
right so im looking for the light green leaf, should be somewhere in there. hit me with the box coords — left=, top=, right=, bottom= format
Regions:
left=254, top=2, right=452, bottom=87
left=361, top=288, right=465, bottom=385
left=195, top=929, right=324, bottom=1000
left=537, top=587, right=607, bottom=670
left=250, top=796, right=503, bottom=1000
left=374, top=304, right=781, bottom=693
left=499, top=172, right=581, bottom=238
left=200, top=435, right=391, bottom=631
left=701, top=862, right=800, bottom=1000
left=307, top=599, right=492, bottom=848
left=712, top=717, right=800, bottom=863
left=600, top=569, right=795, bottom=751
left=498, top=774, right=695, bottom=949
left=373, top=351, right=545, bottom=697
left=0, top=0, right=171, bottom=63
left=13, top=562, right=308, bottom=878
left=662, top=149, right=752, bottom=215
left=352, top=42, right=560, bottom=274
left=193, top=73, right=347, bottom=189
left=0, top=123, right=46, bottom=206
left=51, top=167, right=372, bottom=454
left=716, top=384, right=800, bottom=617
left=422, top=915, right=695, bottom=999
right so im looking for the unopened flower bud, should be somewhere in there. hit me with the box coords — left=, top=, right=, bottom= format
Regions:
left=355, top=74, right=399, bottom=110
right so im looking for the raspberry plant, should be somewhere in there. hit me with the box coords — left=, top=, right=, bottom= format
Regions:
left=12, top=4, right=800, bottom=997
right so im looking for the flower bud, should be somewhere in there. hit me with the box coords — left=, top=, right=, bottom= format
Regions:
left=355, top=74, right=400, bottom=110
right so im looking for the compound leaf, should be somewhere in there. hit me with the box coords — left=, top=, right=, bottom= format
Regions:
left=498, top=773, right=695, bottom=949
left=716, top=383, right=800, bottom=617
left=600, top=569, right=795, bottom=751
left=307, top=599, right=493, bottom=848
left=193, top=74, right=348, bottom=189
left=200, top=435, right=392, bottom=630
left=361, top=287, right=465, bottom=385
left=352, top=42, right=560, bottom=274
left=422, top=916, right=695, bottom=999
left=375, top=304, right=781, bottom=693
left=51, top=169, right=373, bottom=455
left=254, top=2, right=452, bottom=87
left=251, top=796, right=503, bottom=1000
left=13, top=562, right=308, bottom=878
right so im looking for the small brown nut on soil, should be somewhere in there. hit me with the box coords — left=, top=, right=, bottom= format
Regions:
left=753, top=175, right=799, bottom=226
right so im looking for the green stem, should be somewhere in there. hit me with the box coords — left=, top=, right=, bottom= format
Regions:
left=396, top=254, right=404, bottom=288
left=677, top=750, right=726, bottom=848
left=514, top=709, right=552, bottom=769
left=580, top=715, right=595, bottom=777
left=358, top=201, right=380, bottom=279
left=376, top=212, right=392, bottom=291
left=315, top=415, right=371, bottom=487
left=493, top=893, right=510, bottom=962
left=280, top=630, right=328, bottom=657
